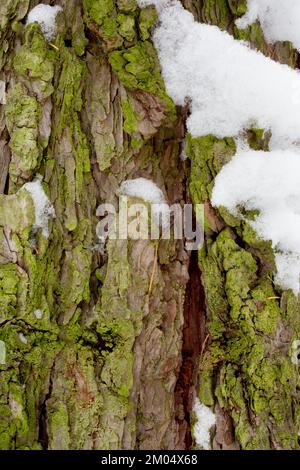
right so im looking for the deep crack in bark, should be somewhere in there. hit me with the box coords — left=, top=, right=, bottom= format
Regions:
left=38, top=364, right=54, bottom=450
left=174, top=249, right=206, bottom=449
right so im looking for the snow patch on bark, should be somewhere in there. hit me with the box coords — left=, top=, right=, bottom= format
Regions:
left=193, top=399, right=216, bottom=450
left=236, top=0, right=300, bottom=53
left=0, top=80, right=6, bottom=104
left=119, top=177, right=169, bottom=228
left=23, top=176, right=55, bottom=237
left=18, top=333, right=28, bottom=345
left=212, top=150, right=300, bottom=294
left=34, top=309, right=43, bottom=320
left=120, top=177, right=166, bottom=205
left=0, top=340, right=6, bottom=365
left=27, top=4, right=62, bottom=41
left=138, top=0, right=300, bottom=149
left=139, top=0, right=300, bottom=293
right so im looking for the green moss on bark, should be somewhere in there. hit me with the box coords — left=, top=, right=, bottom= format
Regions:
left=187, top=133, right=300, bottom=449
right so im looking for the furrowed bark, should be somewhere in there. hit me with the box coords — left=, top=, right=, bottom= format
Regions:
left=0, top=0, right=190, bottom=450
left=0, top=0, right=299, bottom=451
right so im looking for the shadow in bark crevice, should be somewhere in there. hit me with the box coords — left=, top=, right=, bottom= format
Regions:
left=174, top=248, right=206, bottom=449
left=38, top=366, right=55, bottom=450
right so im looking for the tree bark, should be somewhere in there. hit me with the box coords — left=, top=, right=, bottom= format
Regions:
left=0, top=0, right=299, bottom=450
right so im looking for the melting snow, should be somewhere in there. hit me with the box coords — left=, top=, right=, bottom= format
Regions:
left=27, top=4, right=62, bottom=41
left=34, top=309, right=43, bottom=320
left=23, top=176, right=55, bottom=237
left=193, top=399, right=216, bottom=450
left=18, top=333, right=28, bottom=345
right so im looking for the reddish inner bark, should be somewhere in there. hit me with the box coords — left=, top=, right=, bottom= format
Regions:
left=174, top=249, right=206, bottom=449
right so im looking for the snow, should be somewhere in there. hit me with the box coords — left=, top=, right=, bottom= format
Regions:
left=291, top=340, right=300, bottom=365
left=34, top=309, right=43, bottom=319
left=212, top=149, right=300, bottom=294
left=120, top=177, right=166, bottom=205
left=137, top=0, right=300, bottom=150
left=18, top=333, right=28, bottom=345
left=193, top=399, right=216, bottom=450
left=138, top=0, right=168, bottom=8
left=23, top=176, right=55, bottom=237
left=119, top=177, right=169, bottom=228
left=27, top=4, right=62, bottom=41
left=0, top=80, right=6, bottom=105
left=236, top=0, right=300, bottom=53
left=136, top=0, right=300, bottom=293
left=0, top=340, right=6, bottom=365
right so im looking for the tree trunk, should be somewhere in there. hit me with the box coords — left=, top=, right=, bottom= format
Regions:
left=0, top=0, right=299, bottom=451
